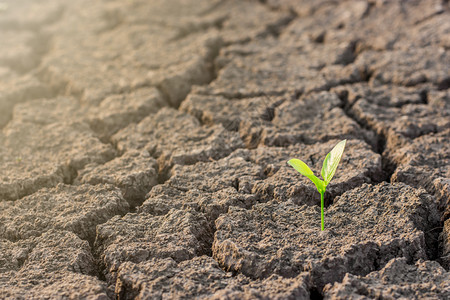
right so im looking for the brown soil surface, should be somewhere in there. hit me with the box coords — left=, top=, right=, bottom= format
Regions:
left=0, top=0, right=449, bottom=299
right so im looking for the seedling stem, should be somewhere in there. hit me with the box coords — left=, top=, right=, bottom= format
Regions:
left=320, top=191, right=324, bottom=231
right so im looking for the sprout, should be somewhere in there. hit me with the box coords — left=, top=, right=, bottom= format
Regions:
left=288, top=140, right=346, bottom=231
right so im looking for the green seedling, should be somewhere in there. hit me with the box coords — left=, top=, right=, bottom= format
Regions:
left=288, top=140, right=346, bottom=231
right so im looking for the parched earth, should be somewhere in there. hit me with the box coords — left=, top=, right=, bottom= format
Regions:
left=0, top=0, right=449, bottom=299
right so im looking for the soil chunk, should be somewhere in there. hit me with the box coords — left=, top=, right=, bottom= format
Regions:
left=0, top=184, right=129, bottom=243
left=87, top=87, right=167, bottom=139
left=0, top=230, right=108, bottom=299
left=77, top=150, right=159, bottom=207
left=391, top=129, right=450, bottom=221
left=0, top=98, right=116, bottom=201
left=323, top=258, right=450, bottom=300
left=113, top=107, right=244, bottom=172
left=95, top=209, right=212, bottom=284
left=115, top=256, right=310, bottom=300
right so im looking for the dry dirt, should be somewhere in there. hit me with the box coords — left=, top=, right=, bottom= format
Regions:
left=0, top=0, right=449, bottom=299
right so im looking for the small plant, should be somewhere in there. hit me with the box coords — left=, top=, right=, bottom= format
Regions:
left=288, top=140, right=346, bottom=231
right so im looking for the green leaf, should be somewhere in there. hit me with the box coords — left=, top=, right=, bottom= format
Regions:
left=321, top=139, right=346, bottom=186
left=288, top=159, right=325, bottom=193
